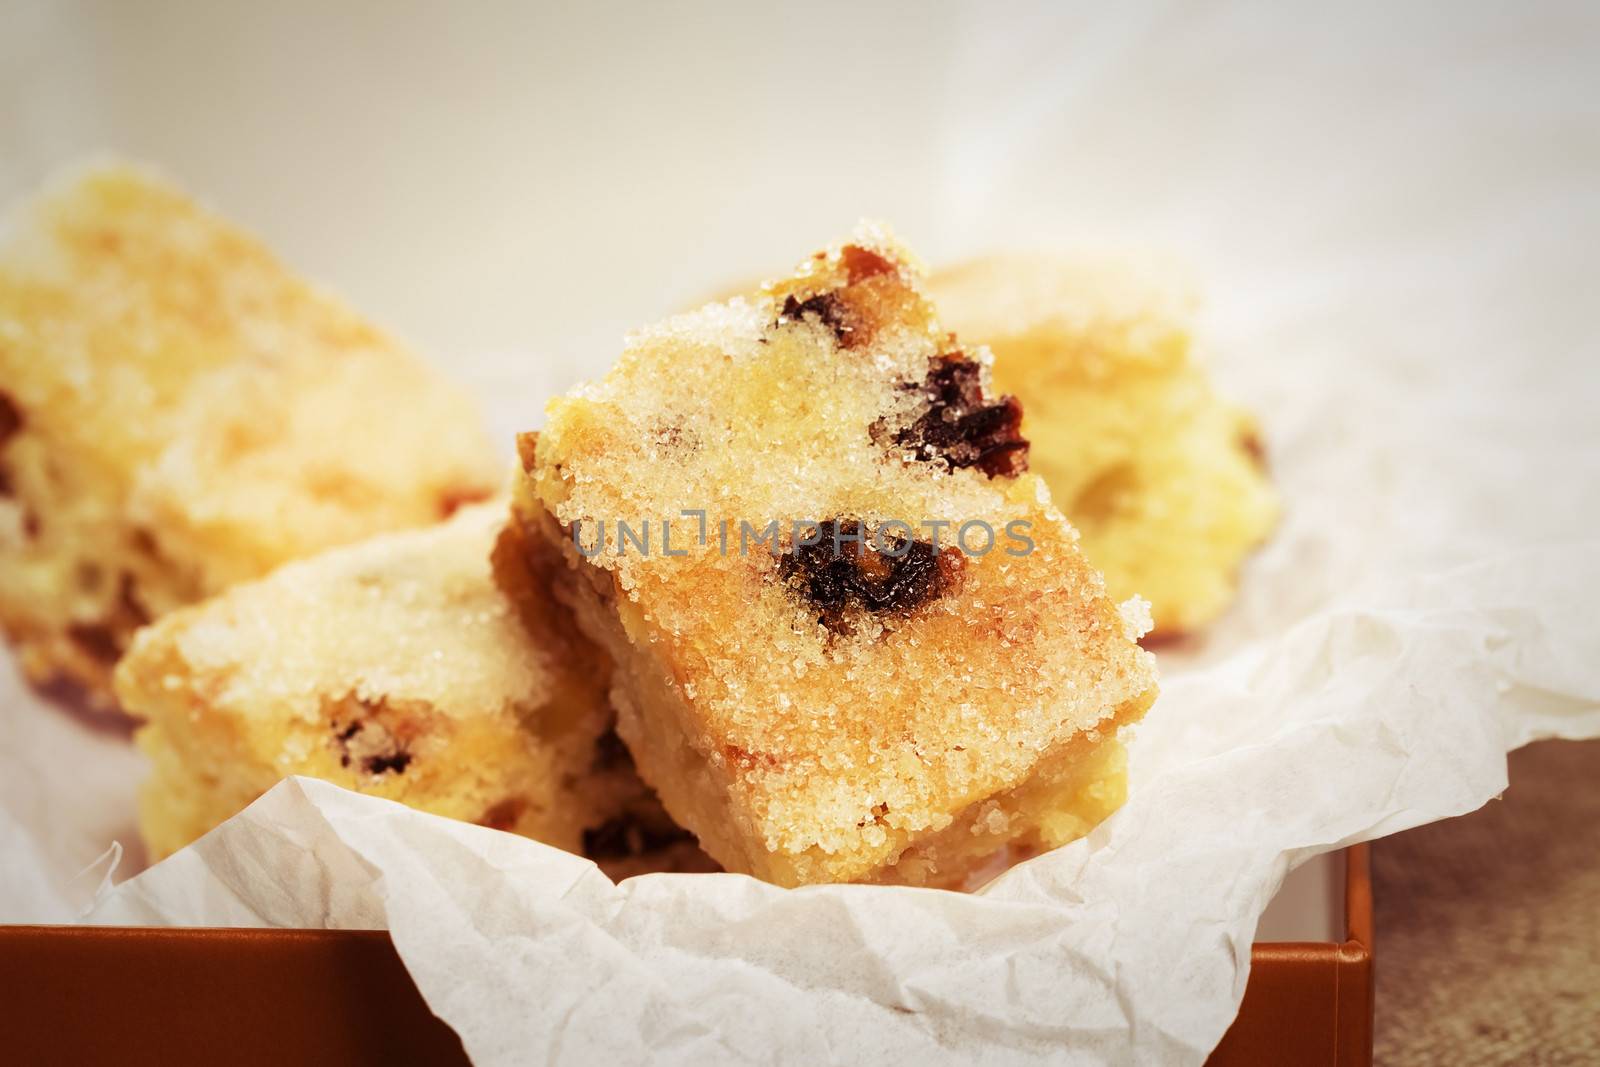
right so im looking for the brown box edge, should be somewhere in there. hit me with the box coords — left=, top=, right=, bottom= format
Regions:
left=0, top=845, right=1373, bottom=1066
left=1207, top=843, right=1373, bottom=1066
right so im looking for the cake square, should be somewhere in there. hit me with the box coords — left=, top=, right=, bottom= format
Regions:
left=509, top=226, right=1158, bottom=887
left=0, top=163, right=501, bottom=711
left=929, top=255, right=1278, bottom=636
left=115, top=502, right=619, bottom=860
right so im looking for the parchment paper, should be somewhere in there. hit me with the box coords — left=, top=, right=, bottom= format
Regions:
left=3, top=3, right=1599, bottom=1064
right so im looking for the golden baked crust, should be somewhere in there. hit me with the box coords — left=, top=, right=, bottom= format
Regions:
left=512, top=224, right=1158, bottom=887
left=929, top=255, right=1279, bottom=636
left=0, top=162, right=501, bottom=711
left=116, top=502, right=618, bottom=861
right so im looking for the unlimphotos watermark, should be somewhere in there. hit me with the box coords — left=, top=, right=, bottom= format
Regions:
left=570, top=511, right=1035, bottom=559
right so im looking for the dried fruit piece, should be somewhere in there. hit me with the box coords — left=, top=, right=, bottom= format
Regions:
left=895, top=354, right=1029, bottom=477
left=779, top=520, right=962, bottom=631
left=0, top=393, right=19, bottom=499
left=332, top=712, right=413, bottom=776
left=772, top=242, right=917, bottom=350
left=364, top=749, right=413, bottom=775
left=0, top=392, right=21, bottom=445
left=582, top=813, right=696, bottom=860
left=779, top=292, right=856, bottom=345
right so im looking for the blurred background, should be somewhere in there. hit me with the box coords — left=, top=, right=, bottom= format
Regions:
left=7, top=1, right=1596, bottom=445
left=5, top=3, right=1598, bottom=1062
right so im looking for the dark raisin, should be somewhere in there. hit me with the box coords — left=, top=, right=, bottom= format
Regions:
left=63, top=577, right=146, bottom=665
left=772, top=245, right=907, bottom=348
left=363, top=751, right=412, bottom=775
left=336, top=731, right=358, bottom=767
left=331, top=712, right=411, bottom=776
left=582, top=818, right=634, bottom=858
left=582, top=814, right=694, bottom=860
left=0, top=392, right=21, bottom=447
left=893, top=354, right=1028, bottom=478
left=779, top=292, right=857, bottom=345
left=779, top=520, right=963, bottom=633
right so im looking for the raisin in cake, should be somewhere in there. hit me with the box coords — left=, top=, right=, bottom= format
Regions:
left=0, top=163, right=500, bottom=711
left=116, top=502, right=624, bottom=860
left=929, top=255, right=1279, bottom=636
left=508, top=225, right=1158, bottom=888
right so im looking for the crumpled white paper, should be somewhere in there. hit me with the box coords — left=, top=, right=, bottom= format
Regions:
left=77, top=547, right=1600, bottom=1065
left=4, top=3, right=1599, bottom=1064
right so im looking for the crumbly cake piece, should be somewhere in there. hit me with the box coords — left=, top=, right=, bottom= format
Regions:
left=0, top=163, right=501, bottom=711
left=929, top=255, right=1279, bottom=636
left=115, top=502, right=619, bottom=861
left=510, top=225, right=1158, bottom=888
left=492, top=499, right=717, bottom=879
left=578, top=728, right=721, bottom=880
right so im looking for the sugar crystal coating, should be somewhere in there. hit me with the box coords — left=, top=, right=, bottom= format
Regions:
left=115, top=503, right=625, bottom=860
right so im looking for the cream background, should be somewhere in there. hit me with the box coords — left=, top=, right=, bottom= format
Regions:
left=11, top=1, right=1593, bottom=450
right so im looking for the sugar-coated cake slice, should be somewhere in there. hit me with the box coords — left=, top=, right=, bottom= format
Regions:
left=0, top=163, right=501, bottom=711
left=116, top=502, right=620, bottom=861
left=929, top=255, right=1279, bottom=636
left=509, top=225, right=1158, bottom=888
